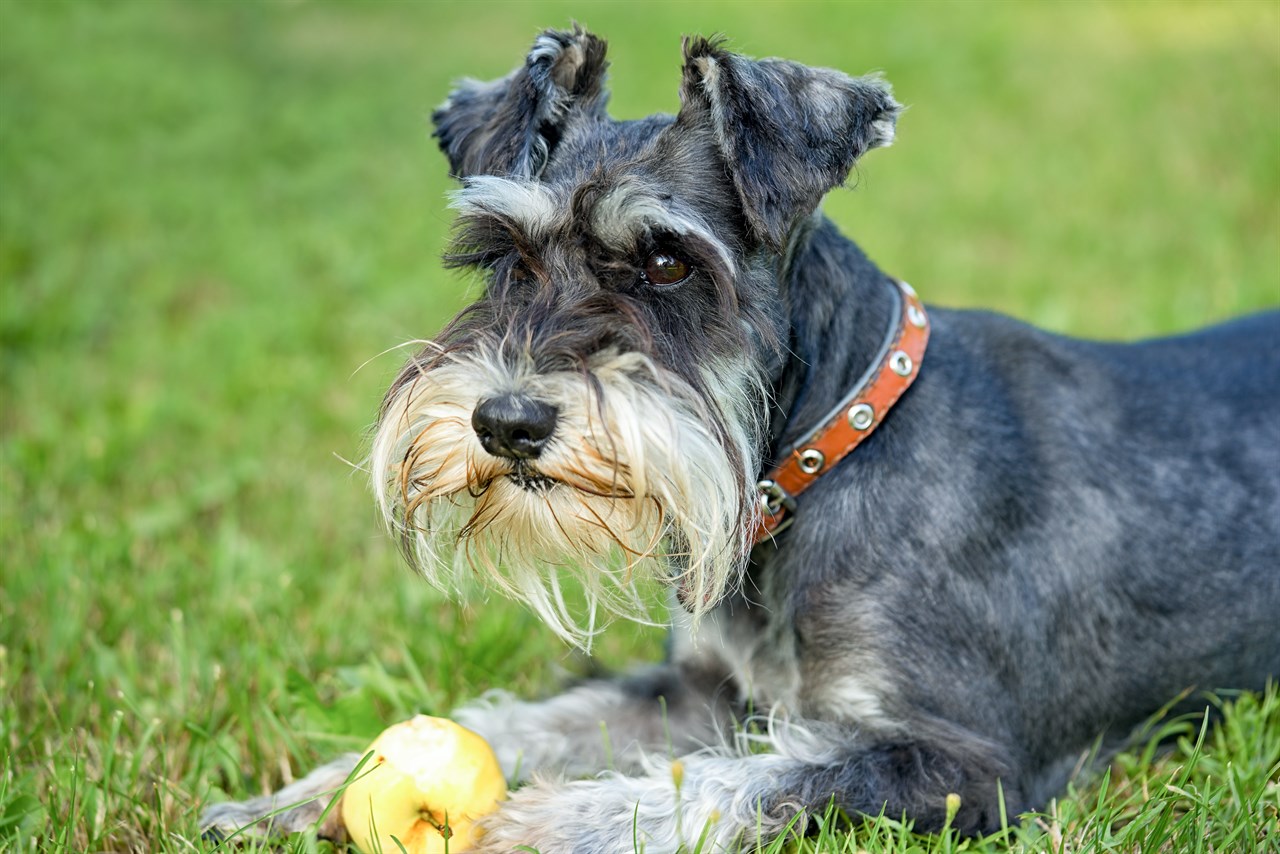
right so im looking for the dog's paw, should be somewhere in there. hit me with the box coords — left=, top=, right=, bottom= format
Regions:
left=199, top=753, right=360, bottom=843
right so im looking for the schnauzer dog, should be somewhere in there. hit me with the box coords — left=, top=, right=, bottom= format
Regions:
left=202, top=27, right=1280, bottom=852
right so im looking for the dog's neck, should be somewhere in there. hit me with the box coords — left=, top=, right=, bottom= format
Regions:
left=765, top=214, right=902, bottom=467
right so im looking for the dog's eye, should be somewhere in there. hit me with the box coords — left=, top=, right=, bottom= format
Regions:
left=642, top=251, right=691, bottom=287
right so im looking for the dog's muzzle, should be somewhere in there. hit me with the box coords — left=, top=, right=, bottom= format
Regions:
left=370, top=348, right=760, bottom=643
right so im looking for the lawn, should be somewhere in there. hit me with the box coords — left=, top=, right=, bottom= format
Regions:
left=2, top=2, right=1277, bottom=852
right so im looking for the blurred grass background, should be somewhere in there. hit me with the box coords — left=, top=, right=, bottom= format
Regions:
left=1, top=1, right=1277, bottom=852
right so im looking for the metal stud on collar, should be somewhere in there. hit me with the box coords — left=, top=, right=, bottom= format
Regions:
left=889, top=350, right=913, bottom=377
left=848, top=402, right=875, bottom=430
left=907, top=304, right=927, bottom=329
left=797, top=448, right=825, bottom=474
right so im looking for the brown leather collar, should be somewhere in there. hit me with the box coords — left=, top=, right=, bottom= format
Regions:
left=753, top=279, right=929, bottom=544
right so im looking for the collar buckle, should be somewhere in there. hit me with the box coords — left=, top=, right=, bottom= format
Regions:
left=755, top=479, right=796, bottom=537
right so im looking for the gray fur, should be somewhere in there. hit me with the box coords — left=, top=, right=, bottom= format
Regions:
left=201, top=28, right=1280, bottom=852
left=199, top=754, right=357, bottom=843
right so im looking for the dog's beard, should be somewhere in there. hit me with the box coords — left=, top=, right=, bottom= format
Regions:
left=370, top=346, right=763, bottom=646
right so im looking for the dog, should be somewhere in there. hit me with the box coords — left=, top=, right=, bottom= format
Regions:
left=201, top=27, right=1280, bottom=852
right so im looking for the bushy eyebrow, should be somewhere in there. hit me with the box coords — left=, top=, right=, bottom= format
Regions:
left=443, top=175, right=739, bottom=289
left=588, top=183, right=737, bottom=278
left=449, top=175, right=563, bottom=237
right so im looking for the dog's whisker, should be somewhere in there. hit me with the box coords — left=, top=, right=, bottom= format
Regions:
left=572, top=501, right=655, bottom=560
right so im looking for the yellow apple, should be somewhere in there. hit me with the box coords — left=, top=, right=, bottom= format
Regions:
left=341, top=715, right=507, bottom=854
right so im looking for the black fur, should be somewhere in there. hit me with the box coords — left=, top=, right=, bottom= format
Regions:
left=201, top=27, right=1280, bottom=851
left=416, top=31, right=1280, bottom=840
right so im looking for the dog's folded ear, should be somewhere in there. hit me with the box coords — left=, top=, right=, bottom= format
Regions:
left=677, top=37, right=900, bottom=249
left=433, top=26, right=609, bottom=180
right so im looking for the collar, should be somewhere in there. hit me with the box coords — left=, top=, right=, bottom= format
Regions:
left=753, top=278, right=929, bottom=544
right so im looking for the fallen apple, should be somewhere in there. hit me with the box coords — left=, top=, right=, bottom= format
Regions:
left=341, top=715, right=507, bottom=854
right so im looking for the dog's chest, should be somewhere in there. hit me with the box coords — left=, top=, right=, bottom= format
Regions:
left=672, top=570, right=896, bottom=729
left=721, top=598, right=802, bottom=712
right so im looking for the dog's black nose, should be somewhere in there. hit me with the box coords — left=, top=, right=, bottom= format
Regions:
left=472, top=394, right=558, bottom=460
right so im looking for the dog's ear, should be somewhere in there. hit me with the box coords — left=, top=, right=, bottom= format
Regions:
left=677, top=37, right=900, bottom=249
left=433, top=26, right=609, bottom=180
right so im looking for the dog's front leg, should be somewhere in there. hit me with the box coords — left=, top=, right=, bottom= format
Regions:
left=454, top=661, right=734, bottom=781
left=199, top=753, right=360, bottom=843
left=474, top=727, right=1019, bottom=853
left=199, top=661, right=730, bottom=842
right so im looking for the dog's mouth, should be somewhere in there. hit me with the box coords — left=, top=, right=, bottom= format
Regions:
left=506, top=465, right=557, bottom=493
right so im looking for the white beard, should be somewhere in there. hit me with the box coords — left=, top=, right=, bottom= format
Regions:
left=369, top=345, right=764, bottom=647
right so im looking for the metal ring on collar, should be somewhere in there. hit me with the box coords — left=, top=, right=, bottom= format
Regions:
left=797, top=448, right=825, bottom=474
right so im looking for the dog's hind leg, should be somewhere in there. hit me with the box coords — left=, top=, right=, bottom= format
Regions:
left=199, top=753, right=360, bottom=843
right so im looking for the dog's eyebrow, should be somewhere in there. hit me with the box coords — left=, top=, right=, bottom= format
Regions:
left=449, top=176, right=563, bottom=238
left=590, top=184, right=736, bottom=277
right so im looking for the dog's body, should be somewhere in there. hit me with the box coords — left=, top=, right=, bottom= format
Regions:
left=202, top=29, right=1280, bottom=852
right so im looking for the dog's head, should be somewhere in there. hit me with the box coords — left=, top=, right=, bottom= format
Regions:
left=371, top=27, right=898, bottom=642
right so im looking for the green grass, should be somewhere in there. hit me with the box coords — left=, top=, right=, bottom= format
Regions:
left=2, top=2, right=1277, bottom=852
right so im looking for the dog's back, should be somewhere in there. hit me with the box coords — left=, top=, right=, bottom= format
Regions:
left=1065, top=310, right=1280, bottom=707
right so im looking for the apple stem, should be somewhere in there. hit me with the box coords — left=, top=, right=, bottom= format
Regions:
left=419, top=809, right=453, bottom=839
